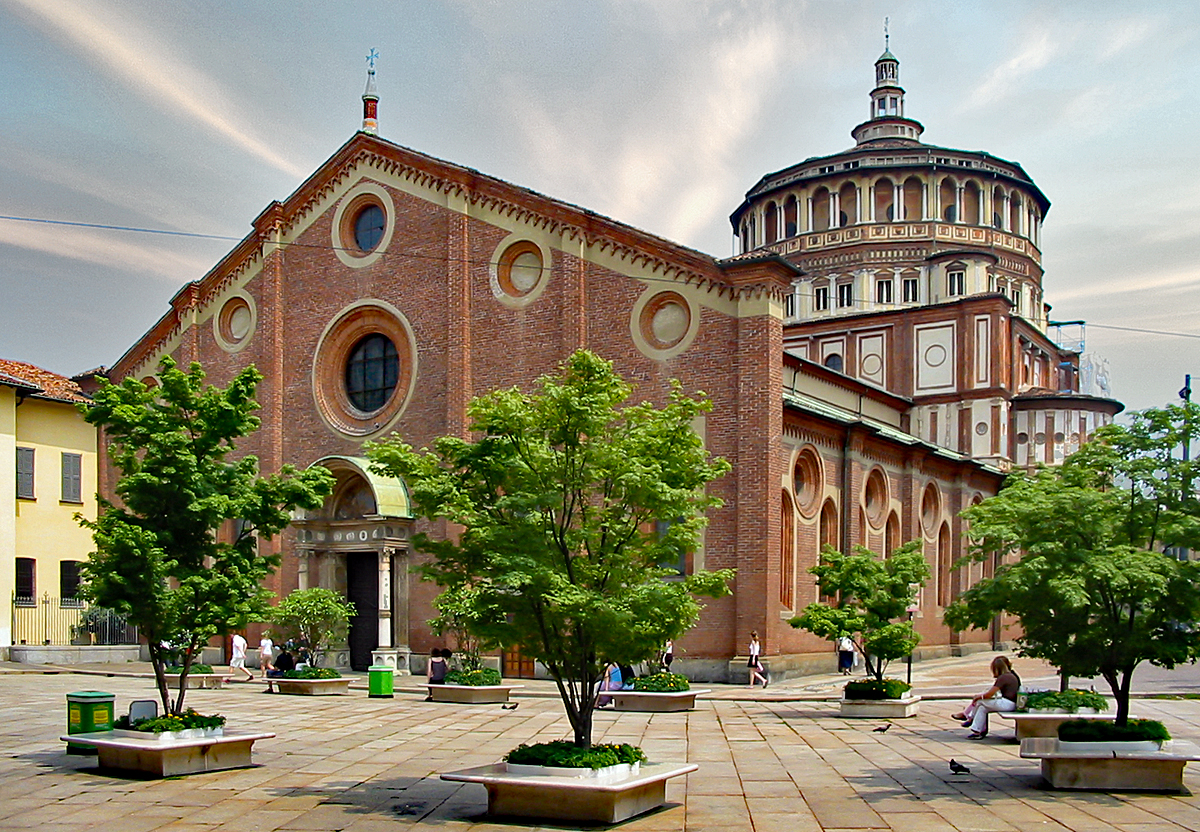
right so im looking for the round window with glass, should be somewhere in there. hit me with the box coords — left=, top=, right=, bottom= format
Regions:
left=344, top=333, right=398, bottom=413
left=353, top=204, right=386, bottom=253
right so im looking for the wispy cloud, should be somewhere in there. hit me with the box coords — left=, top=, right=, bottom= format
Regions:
left=7, top=0, right=305, bottom=179
left=0, top=218, right=212, bottom=283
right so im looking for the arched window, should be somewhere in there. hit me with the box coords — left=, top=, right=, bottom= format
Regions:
left=937, top=522, right=952, bottom=607
left=839, top=182, right=858, bottom=226
left=765, top=201, right=778, bottom=243
left=823, top=353, right=844, bottom=373
left=964, top=181, right=981, bottom=224
left=781, top=490, right=795, bottom=609
left=784, top=196, right=798, bottom=237
left=939, top=178, right=957, bottom=223
left=903, top=176, right=923, bottom=220
left=813, top=187, right=831, bottom=231
left=874, top=177, right=894, bottom=222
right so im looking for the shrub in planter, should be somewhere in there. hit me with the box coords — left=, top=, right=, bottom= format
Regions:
left=844, top=678, right=912, bottom=700
left=444, top=667, right=502, bottom=686
left=632, top=673, right=690, bottom=692
left=166, top=664, right=214, bottom=675
left=505, top=740, right=647, bottom=769
left=283, top=666, right=341, bottom=679
left=115, top=709, right=226, bottom=733
left=1058, top=718, right=1170, bottom=744
left=1022, top=689, right=1108, bottom=713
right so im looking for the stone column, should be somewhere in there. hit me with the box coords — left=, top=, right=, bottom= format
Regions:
left=296, top=548, right=311, bottom=591
left=370, top=546, right=412, bottom=674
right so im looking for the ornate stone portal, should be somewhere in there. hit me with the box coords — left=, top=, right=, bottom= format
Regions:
left=291, top=456, right=414, bottom=674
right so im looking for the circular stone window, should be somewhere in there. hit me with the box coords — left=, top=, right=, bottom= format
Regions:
left=312, top=300, right=417, bottom=437
left=332, top=182, right=395, bottom=268
left=214, top=292, right=256, bottom=353
left=490, top=237, right=550, bottom=307
left=792, top=447, right=823, bottom=518
left=642, top=292, right=691, bottom=349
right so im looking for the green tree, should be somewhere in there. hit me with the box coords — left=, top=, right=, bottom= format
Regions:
left=270, top=588, right=356, bottom=666
left=367, top=350, right=733, bottom=747
left=429, top=584, right=502, bottom=672
left=79, top=358, right=333, bottom=714
left=789, top=542, right=929, bottom=682
left=945, top=404, right=1200, bottom=725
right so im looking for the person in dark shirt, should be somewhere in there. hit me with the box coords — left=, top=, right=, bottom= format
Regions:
left=266, top=650, right=295, bottom=678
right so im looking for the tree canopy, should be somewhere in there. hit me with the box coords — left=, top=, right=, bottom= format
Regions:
left=79, top=358, right=333, bottom=714
left=790, top=542, right=929, bottom=682
left=367, top=350, right=733, bottom=747
left=945, top=404, right=1200, bottom=724
left=270, top=588, right=356, bottom=665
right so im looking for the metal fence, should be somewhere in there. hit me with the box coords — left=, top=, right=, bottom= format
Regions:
left=11, top=593, right=139, bottom=646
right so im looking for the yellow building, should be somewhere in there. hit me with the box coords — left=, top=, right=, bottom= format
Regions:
left=0, top=359, right=99, bottom=657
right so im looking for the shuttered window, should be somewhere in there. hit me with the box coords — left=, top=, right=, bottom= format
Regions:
left=61, top=453, right=82, bottom=503
left=16, top=447, right=34, bottom=499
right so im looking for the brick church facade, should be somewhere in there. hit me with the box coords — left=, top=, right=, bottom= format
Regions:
left=109, top=50, right=1119, bottom=680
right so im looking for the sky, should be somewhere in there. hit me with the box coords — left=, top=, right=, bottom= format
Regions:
left=1, top=0, right=1197, bottom=414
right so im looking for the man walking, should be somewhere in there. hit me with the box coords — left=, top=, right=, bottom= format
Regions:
left=227, top=632, right=254, bottom=682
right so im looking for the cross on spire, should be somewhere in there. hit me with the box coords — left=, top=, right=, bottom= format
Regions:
left=366, top=48, right=379, bottom=70
left=884, top=17, right=889, bottom=50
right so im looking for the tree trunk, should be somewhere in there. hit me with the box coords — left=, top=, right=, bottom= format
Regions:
left=1059, top=672, right=1070, bottom=693
left=1115, top=671, right=1133, bottom=726
left=148, top=644, right=172, bottom=716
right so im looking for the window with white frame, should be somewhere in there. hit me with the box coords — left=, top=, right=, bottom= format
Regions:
left=784, top=290, right=795, bottom=319
left=902, top=277, right=919, bottom=303
left=876, top=278, right=893, bottom=304
left=837, top=283, right=854, bottom=308
left=947, top=269, right=965, bottom=296
left=814, top=286, right=830, bottom=311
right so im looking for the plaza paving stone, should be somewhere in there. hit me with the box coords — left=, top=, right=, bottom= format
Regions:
left=4, top=657, right=1200, bottom=830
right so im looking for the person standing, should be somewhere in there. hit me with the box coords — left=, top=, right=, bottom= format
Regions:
left=748, top=631, right=768, bottom=688
left=258, top=634, right=275, bottom=680
left=661, top=640, right=674, bottom=672
left=837, top=636, right=855, bottom=676
left=227, top=632, right=254, bottom=682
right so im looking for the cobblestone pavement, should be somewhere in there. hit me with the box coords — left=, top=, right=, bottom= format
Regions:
left=4, top=658, right=1200, bottom=831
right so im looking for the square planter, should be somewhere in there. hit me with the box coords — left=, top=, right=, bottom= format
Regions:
left=1021, top=738, right=1200, bottom=792
left=839, top=695, right=920, bottom=719
left=441, top=761, right=697, bottom=824
left=426, top=684, right=521, bottom=704
left=272, top=677, right=352, bottom=696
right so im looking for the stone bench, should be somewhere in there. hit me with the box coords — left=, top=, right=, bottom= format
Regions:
left=609, top=689, right=710, bottom=712
left=60, top=729, right=275, bottom=777
left=441, top=761, right=697, bottom=823
left=426, top=684, right=523, bottom=704
left=999, top=711, right=1117, bottom=740
left=1020, top=738, right=1200, bottom=792
left=266, top=677, right=352, bottom=695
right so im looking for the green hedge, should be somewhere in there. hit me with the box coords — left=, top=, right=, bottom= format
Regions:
left=283, top=667, right=342, bottom=679
left=165, top=664, right=214, bottom=674
left=844, top=678, right=911, bottom=700
left=445, top=668, right=502, bottom=686
left=1059, top=718, right=1170, bottom=743
left=504, top=740, right=647, bottom=769
left=632, top=672, right=690, bottom=692
left=115, top=709, right=226, bottom=733
left=1022, top=689, right=1108, bottom=713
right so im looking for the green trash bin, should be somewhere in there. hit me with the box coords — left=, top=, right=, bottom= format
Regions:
left=66, top=691, right=115, bottom=755
left=368, top=665, right=394, bottom=698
